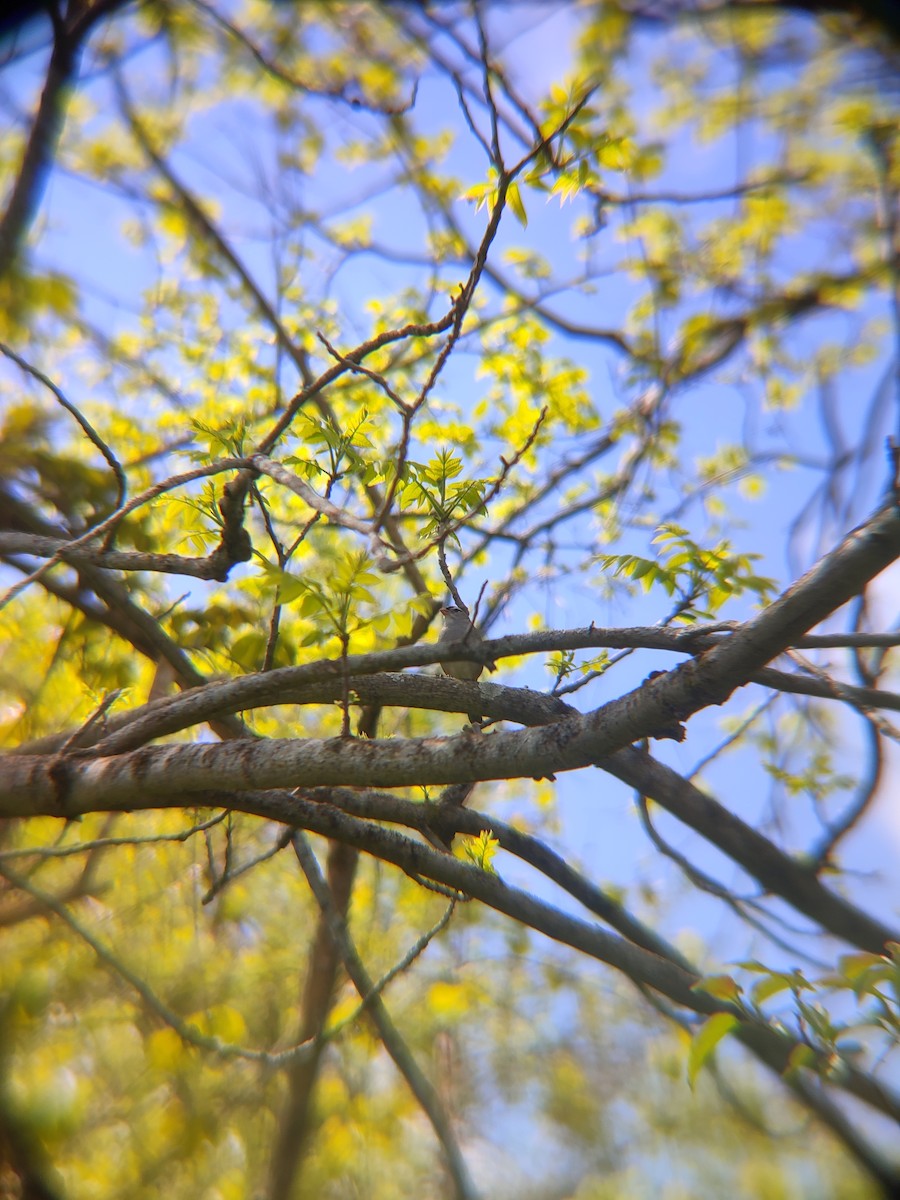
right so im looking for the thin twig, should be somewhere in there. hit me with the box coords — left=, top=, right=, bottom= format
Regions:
left=0, top=812, right=228, bottom=861
left=0, top=341, right=126, bottom=512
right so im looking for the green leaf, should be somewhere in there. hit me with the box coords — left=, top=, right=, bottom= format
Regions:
left=687, top=1013, right=739, bottom=1086
left=751, top=973, right=796, bottom=1004
left=691, top=974, right=742, bottom=1002
left=461, top=830, right=500, bottom=872
left=507, top=181, right=528, bottom=228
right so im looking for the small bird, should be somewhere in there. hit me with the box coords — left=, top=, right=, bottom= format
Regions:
left=438, top=605, right=496, bottom=724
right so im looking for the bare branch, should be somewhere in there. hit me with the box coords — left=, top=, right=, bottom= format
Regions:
left=0, top=340, right=126, bottom=510
left=291, top=833, right=477, bottom=1200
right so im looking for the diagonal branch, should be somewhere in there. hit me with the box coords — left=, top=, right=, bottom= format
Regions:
left=290, top=833, right=477, bottom=1200
left=0, top=341, right=126, bottom=510
left=267, top=841, right=359, bottom=1200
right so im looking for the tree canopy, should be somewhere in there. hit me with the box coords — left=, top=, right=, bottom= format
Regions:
left=0, top=2, right=898, bottom=1198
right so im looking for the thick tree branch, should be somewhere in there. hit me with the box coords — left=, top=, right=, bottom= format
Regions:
left=603, top=748, right=897, bottom=954
left=0, top=0, right=124, bottom=276
left=4, top=497, right=898, bottom=804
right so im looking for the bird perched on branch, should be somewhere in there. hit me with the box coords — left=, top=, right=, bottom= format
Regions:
left=438, top=605, right=496, bottom=724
